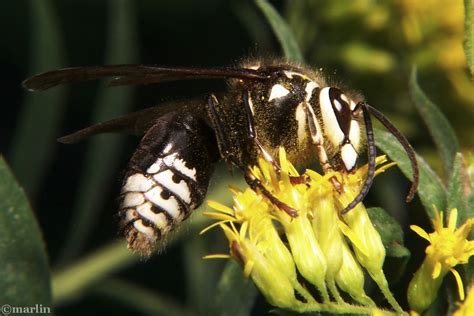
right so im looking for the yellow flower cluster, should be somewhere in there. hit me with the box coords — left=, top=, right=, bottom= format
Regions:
left=202, top=148, right=403, bottom=315
left=397, top=0, right=473, bottom=104
left=398, top=0, right=465, bottom=70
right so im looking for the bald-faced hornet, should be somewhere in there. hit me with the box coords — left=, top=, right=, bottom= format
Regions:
left=23, top=59, right=419, bottom=256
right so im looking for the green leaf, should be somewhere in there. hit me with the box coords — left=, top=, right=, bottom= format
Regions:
left=182, top=237, right=221, bottom=315
left=468, top=152, right=474, bottom=190
left=255, top=0, right=304, bottom=62
left=465, top=153, right=474, bottom=236
left=447, top=153, right=469, bottom=223
left=213, top=261, right=258, bottom=316
left=9, top=0, right=66, bottom=197
left=409, top=67, right=460, bottom=179
left=58, top=0, right=138, bottom=263
left=464, top=0, right=474, bottom=77
left=464, top=192, right=474, bottom=286
left=367, top=207, right=410, bottom=285
left=469, top=192, right=474, bottom=221
left=374, top=128, right=447, bottom=220
left=0, top=156, right=51, bottom=305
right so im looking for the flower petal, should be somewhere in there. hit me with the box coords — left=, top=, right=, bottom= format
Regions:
left=207, top=200, right=234, bottom=215
left=410, top=225, right=431, bottom=241
left=244, top=259, right=255, bottom=278
left=374, top=162, right=397, bottom=176
left=203, top=254, right=231, bottom=259
left=450, top=268, right=465, bottom=300
left=432, top=261, right=442, bottom=279
left=200, top=220, right=231, bottom=235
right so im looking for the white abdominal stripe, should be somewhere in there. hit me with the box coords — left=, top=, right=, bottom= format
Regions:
left=120, top=153, right=199, bottom=242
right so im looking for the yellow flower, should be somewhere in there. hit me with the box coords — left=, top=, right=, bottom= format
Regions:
left=408, top=207, right=474, bottom=313
left=203, top=148, right=402, bottom=314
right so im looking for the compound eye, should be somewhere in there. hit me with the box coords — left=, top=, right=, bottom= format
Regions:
left=328, top=87, right=352, bottom=136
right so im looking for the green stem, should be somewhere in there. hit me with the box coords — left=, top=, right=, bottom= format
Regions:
left=92, top=278, right=193, bottom=316
left=52, top=240, right=138, bottom=305
left=371, top=269, right=406, bottom=315
left=293, top=281, right=317, bottom=304
left=53, top=213, right=213, bottom=305
left=327, top=278, right=344, bottom=304
left=296, top=301, right=396, bottom=315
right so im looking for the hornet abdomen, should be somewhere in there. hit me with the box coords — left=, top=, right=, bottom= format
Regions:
left=119, top=111, right=217, bottom=255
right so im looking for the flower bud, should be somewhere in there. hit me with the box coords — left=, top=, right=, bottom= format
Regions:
left=338, top=189, right=385, bottom=274
left=407, top=261, right=445, bottom=314
left=310, top=184, right=343, bottom=281
left=281, top=213, right=329, bottom=301
left=230, top=240, right=301, bottom=309
left=335, top=241, right=375, bottom=306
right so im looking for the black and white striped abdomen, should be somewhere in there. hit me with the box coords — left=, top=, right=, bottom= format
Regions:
left=119, top=111, right=217, bottom=256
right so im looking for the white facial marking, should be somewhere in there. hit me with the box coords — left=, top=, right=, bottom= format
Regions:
left=304, top=81, right=318, bottom=102
left=153, top=169, right=192, bottom=203
left=136, top=202, right=169, bottom=229
left=123, top=173, right=154, bottom=193
left=350, top=100, right=357, bottom=111
left=319, top=87, right=345, bottom=146
left=349, top=120, right=361, bottom=150
left=133, top=220, right=156, bottom=238
left=163, top=153, right=197, bottom=181
left=341, top=143, right=358, bottom=171
left=306, top=103, right=323, bottom=144
left=144, top=186, right=181, bottom=219
left=295, top=103, right=307, bottom=144
left=340, top=94, right=349, bottom=104
left=268, top=84, right=290, bottom=101
left=123, top=192, right=145, bottom=207
left=147, top=159, right=163, bottom=174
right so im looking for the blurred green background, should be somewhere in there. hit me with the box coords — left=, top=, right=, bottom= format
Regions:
left=0, top=0, right=472, bottom=315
